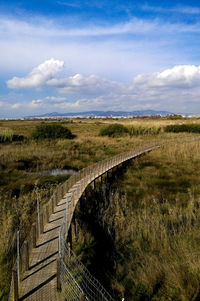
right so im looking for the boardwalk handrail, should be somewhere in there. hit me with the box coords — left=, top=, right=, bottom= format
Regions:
left=9, top=141, right=165, bottom=300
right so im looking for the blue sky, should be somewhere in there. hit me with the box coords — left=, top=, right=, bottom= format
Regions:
left=1, top=0, right=200, bottom=117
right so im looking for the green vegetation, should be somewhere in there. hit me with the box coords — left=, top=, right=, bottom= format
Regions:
left=129, top=125, right=161, bottom=136
left=165, top=114, right=183, bottom=120
left=0, top=128, right=13, bottom=142
left=32, top=123, right=75, bottom=139
left=165, top=123, right=200, bottom=133
left=99, top=123, right=129, bottom=137
left=0, top=128, right=25, bottom=144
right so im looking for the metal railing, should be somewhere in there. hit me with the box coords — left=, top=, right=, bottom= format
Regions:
left=56, top=142, right=163, bottom=300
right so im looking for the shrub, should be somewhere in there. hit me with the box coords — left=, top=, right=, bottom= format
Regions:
left=0, top=128, right=13, bottom=142
left=0, top=129, right=25, bottom=143
left=32, top=124, right=75, bottom=140
left=164, top=124, right=200, bottom=133
left=99, top=124, right=129, bottom=137
left=166, top=114, right=183, bottom=120
left=128, top=125, right=161, bottom=136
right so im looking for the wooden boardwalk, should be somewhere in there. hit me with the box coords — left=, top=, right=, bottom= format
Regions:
left=19, top=198, right=67, bottom=301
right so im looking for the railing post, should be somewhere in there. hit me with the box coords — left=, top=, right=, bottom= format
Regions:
left=46, top=204, right=49, bottom=223
left=65, top=180, right=69, bottom=193
left=57, top=256, right=61, bottom=291
left=12, top=267, right=19, bottom=301
left=65, top=199, right=68, bottom=238
left=58, top=231, right=61, bottom=257
left=55, top=190, right=58, bottom=206
left=69, top=176, right=72, bottom=189
left=17, top=230, right=20, bottom=284
left=61, top=185, right=64, bottom=199
left=40, top=213, right=44, bottom=234
left=51, top=197, right=54, bottom=214
left=32, top=223, right=36, bottom=248
left=80, top=293, right=85, bottom=301
left=24, top=240, right=29, bottom=270
left=37, top=198, right=40, bottom=237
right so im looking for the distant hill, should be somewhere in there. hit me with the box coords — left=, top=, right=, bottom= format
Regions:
left=27, top=110, right=173, bottom=118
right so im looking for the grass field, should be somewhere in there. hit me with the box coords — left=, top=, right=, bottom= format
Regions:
left=0, top=117, right=200, bottom=300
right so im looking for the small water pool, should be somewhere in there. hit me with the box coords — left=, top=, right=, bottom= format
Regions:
left=28, top=169, right=77, bottom=176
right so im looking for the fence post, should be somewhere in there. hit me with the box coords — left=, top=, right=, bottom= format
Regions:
left=40, top=213, right=44, bottom=234
left=51, top=197, right=54, bottom=214
left=17, top=230, right=20, bottom=284
left=37, top=198, right=40, bottom=237
left=12, top=267, right=19, bottom=301
left=61, top=185, right=64, bottom=199
left=57, top=256, right=61, bottom=291
left=32, top=223, right=36, bottom=248
left=24, top=240, right=29, bottom=270
left=58, top=231, right=61, bottom=257
left=65, top=180, right=69, bottom=194
left=80, top=293, right=85, bottom=301
left=46, top=204, right=49, bottom=223
left=65, top=199, right=68, bottom=238
left=55, top=190, right=58, bottom=205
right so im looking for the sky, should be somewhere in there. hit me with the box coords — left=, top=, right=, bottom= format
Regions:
left=1, top=0, right=200, bottom=117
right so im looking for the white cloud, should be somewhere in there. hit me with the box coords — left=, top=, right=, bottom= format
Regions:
left=11, top=103, right=21, bottom=109
left=55, top=74, right=122, bottom=95
left=7, top=58, right=64, bottom=89
left=1, top=15, right=200, bottom=40
left=141, top=4, right=200, bottom=15
left=132, top=65, right=200, bottom=89
left=7, top=60, right=122, bottom=96
left=0, top=101, right=7, bottom=107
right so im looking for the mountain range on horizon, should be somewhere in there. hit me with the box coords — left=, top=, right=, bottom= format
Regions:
left=26, top=110, right=175, bottom=118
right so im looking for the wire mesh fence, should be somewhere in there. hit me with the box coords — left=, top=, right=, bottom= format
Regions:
left=60, top=242, right=114, bottom=301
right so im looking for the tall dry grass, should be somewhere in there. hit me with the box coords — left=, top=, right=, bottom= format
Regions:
left=0, top=119, right=200, bottom=300
left=73, top=139, right=200, bottom=301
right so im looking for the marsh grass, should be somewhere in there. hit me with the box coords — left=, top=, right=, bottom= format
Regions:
left=72, top=139, right=200, bottom=301
left=99, top=124, right=129, bottom=137
left=0, top=118, right=200, bottom=300
left=0, top=128, right=13, bottom=142
left=165, top=124, right=200, bottom=133
left=128, top=125, right=162, bottom=136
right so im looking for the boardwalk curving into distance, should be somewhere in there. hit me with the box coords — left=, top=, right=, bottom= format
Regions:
left=9, top=143, right=164, bottom=301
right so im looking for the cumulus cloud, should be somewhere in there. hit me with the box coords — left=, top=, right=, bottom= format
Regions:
left=54, top=74, right=122, bottom=95
left=7, top=58, right=64, bottom=89
left=131, top=65, right=200, bottom=89
left=7, top=60, right=122, bottom=96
